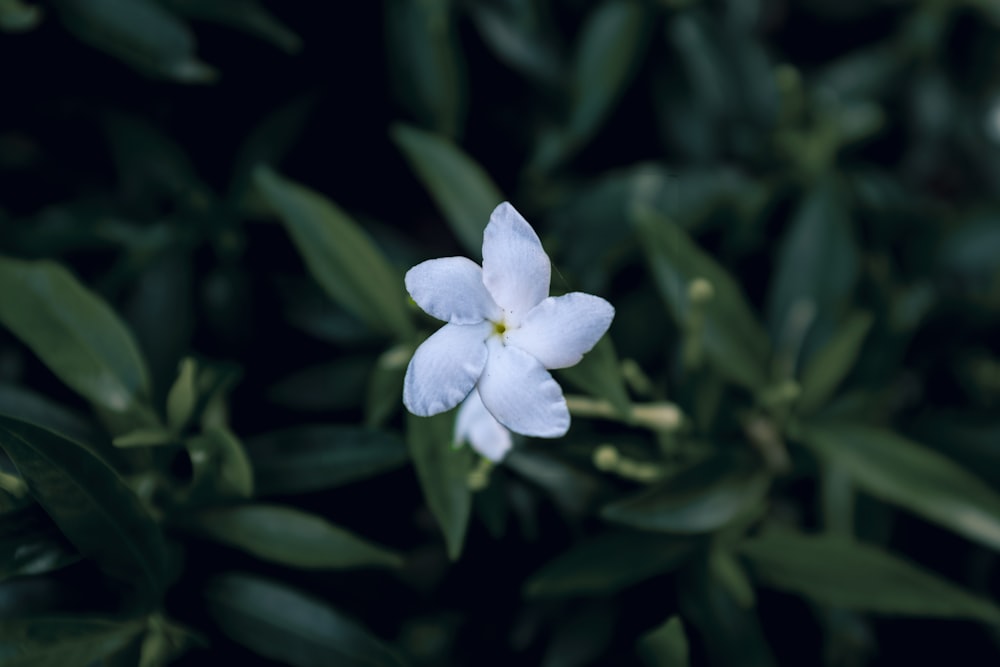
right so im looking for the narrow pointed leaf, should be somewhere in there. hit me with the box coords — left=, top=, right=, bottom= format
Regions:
left=602, top=455, right=770, bottom=534
left=205, top=573, right=405, bottom=667
left=246, top=425, right=409, bottom=495
left=0, top=257, right=154, bottom=423
left=391, top=123, right=502, bottom=257
left=0, top=617, right=146, bottom=667
left=557, top=336, right=631, bottom=418
left=638, top=616, right=690, bottom=667
left=51, top=0, right=215, bottom=83
left=0, top=416, right=167, bottom=602
left=188, top=504, right=402, bottom=570
left=797, top=311, right=873, bottom=415
left=802, top=423, right=1000, bottom=552
left=384, top=0, right=465, bottom=138
left=407, top=412, right=471, bottom=560
left=741, top=531, right=1000, bottom=623
left=161, top=0, right=302, bottom=53
left=767, top=178, right=860, bottom=368
left=186, top=427, right=254, bottom=500
left=632, top=207, right=770, bottom=391
left=254, top=165, right=414, bottom=340
left=526, top=531, right=697, bottom=597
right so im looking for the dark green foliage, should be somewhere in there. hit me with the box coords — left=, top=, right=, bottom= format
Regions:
left=3, top=1, right=1000, bottom=666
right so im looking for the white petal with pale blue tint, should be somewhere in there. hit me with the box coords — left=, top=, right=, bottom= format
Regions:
left=403, top=321, right=491, bottom=416
left=477, top=338, right=569, bottom=438
left=455, top=389, right=513, bottom=462
left=405, top=257, right=501, bottom=324
left=505, top=292, right=615, bottom=369
left=482, top=202, right=551, bottom=326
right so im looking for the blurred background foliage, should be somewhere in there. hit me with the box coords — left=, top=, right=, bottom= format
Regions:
left=2, top=0, right=1000, bottom=665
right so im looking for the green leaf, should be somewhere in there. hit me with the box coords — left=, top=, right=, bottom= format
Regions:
left=637, top=616, right=690, bottom=667
left=112, top=427, right=175, bottom=448
left=161, top=0, right=301, bottom=53
left=188, top=504, right=402, bottom=570
left=602, top=455, right=769, bottom=533
left=557, top=336, right=631, bottom=418
left=767, top=179, right=860, bottom=371
left=0, top=383, right=102, bottom=447
left=407, top=411, right=471, bottom=560
left=166, top=358, right=198, bottom=433
left=0, top=257, right=155, bottom=425
left=366, top=344, right=412, bottom=427
left=0, top=0, right=42, bottom=32
left=568, top=0, right=648, bottom=149
left=535, top=0, right=648, bottom=169
left=384, top=0, right=465, bottom=138
left=0, top=416, right=167, bottom=602
left=677, top=559, right=777, bottom=667
left=246, top=425, right=409, bottom=496
left=631, top=207, right=771, bottom=391
left=801, top=423, right=1000, bottom=552
left=50, top=0, right=215, bottom=83
left=526, top=531, right=697, bottom=597
left=205, top=573, right=405, bottom=667
left=741, top=530, right=1000, bottom=623
left=186, top=427, right=254, bottom=500
left=268, top=357, right=373, bottom=413
left=390, top=123, right=502, bottom=257
left=0, top=617, right=145, bottom=667
left=797, top=311, right=873, bottom=415
left=254, top=165, right=414, bottom=340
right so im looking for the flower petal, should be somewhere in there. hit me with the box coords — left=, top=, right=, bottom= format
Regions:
left=482, top=202, right=551, bottom=325
left=505, top=293, right=615, bottom=369
left=405, top=257, right=501, bottom=324
left=403, top=322, right=491, bottom=416
left=477, top=338, right=569, bottom=438
left=455, top=390, right=513, bottom=462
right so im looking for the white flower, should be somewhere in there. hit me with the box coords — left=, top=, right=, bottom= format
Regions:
left=403, top=202, right=614, bottom=438
left=454, top=389, right=512, bottom=462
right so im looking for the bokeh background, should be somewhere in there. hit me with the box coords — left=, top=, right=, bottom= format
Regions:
left=2, top=0, right=1000, bottom=665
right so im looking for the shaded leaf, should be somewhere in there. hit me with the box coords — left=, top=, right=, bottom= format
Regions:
left=162, top=0, right=301, bottom=53
left=557, top=336, right=631, bottom=418
left=677, top=559, right=777, bottom=667
left=186, top=427, right=253, bottom=500
left=536, top=0, right=648, bottom=169
left=741, top=530, right=1000, bottom=623
left=802, top=423, right=1000, bottom=552
left=526, top=531, right=697, bottom=597
left=602, top=455, right=769, bottom=534
left=0, top=0, right=42, bottom=32
left=366, top=344, right=412, bottom=427
left=407, top=412, right=471, bottom=560
left=0, top=258, right=155, bottom=425
left=631, top=207, right=770, bottom=391
left=0, top=383, right=102, bottom=447
left=0, top=416, right=167, bottom=602
left=254, top=165, right=413, bottom=340
left=246, top=425, right=409, bottom=496
left=166, top=358, right=197, bottom=433
left=391, top=123, right=502, bottom=257
left=467, top=0, right=561, bottom=84
left=205, top=572, right=405, bottom=667
left=797, top=311, right=873, bottom=415
left=638, top=616, right=690, bottom=667
left=51, top=0, right=214, bottom=82
left=767, top=179, right=859, bottom=370
left=0, top=617, right=145, bottom=667
left=188, top=504, right=402, bottom=570
left=268, top=357, right=373, bottom=412
left=384, top=0, right=465, bottom=138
